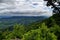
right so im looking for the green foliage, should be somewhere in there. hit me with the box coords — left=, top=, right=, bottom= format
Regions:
left=6, top=24, right=25, bottom=40
left=22, top=29, right=41, bottom=40
left=22, top=23, right=57, bottom=40
left=0, top=24, right=26, bottom=40
left=50, top=24, right=60, bottom=40
left=0, top=31, right=3, bottom=40
left=4, top=32, right=15, bottom=40
left=2, top=29, right=11, bottom=39
left=13, top=24, right=26, bottom=39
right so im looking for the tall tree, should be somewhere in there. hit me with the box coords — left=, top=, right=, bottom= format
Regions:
left=44, top=0, right=60, bottom=13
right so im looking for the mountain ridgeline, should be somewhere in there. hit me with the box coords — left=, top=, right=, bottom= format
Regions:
left=0, top=16, right=47, bottom=29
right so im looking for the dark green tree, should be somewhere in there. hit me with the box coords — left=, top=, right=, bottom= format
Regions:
left=44, top=0, right=60, bottom=13
left=22, top=23, right=57, bottom=40
left=13, top=24, right=26, bottom=39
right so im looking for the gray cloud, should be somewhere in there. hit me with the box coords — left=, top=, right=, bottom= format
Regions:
left=0, top=0, right=53, bottom=16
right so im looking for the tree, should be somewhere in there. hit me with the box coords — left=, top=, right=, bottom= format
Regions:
left=3, top=24, right=26, bottom=40
left=44, top=0, right=60, bottom=13
left=50, top=24, right=60, bottom=40
left=22, top=23, right=57, bottom=40
left=13, top=24, right=26, bottom=39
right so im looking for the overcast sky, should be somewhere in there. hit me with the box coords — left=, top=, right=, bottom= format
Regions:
left=0, top=0, right=53, bottom=16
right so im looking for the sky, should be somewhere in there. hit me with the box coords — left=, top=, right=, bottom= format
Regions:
left=0, top=0, right=53, bottom=16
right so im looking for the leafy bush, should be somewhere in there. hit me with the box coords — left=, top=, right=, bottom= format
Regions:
left=22, top=23, right=57, bottom=40
left=13, top=24, right=26, bottom=39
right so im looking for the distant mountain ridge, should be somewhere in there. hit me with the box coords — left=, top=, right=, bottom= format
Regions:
left=0, top=16, right=48, bottom=28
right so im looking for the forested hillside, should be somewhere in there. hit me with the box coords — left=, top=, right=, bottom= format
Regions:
left=27, top=13, right=60, bottom=40
left=0, top=13, right=60, bottom=40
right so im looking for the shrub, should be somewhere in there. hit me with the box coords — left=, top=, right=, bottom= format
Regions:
left=22, top=23, right=57, bottom=40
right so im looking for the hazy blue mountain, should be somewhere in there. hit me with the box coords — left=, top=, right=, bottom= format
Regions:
left=0, top=16, right=48, bottom=28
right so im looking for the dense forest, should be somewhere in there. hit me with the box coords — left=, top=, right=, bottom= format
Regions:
left=0, top=13, right=60, bottom=40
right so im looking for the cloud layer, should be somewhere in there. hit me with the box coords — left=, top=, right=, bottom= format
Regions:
left=0, top=0, right=53, bottom=16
